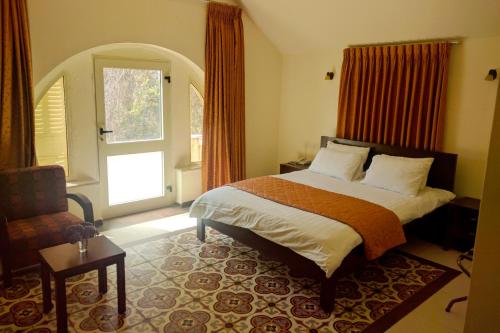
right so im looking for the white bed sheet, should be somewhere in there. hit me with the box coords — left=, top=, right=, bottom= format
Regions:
left=189, top=170, right=455, bottom=277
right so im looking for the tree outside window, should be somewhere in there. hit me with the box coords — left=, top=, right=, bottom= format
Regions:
left=190, top=84, right=204, bottom=163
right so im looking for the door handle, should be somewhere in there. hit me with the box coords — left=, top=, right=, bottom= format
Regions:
left=99, top=128, right=113, bottom=135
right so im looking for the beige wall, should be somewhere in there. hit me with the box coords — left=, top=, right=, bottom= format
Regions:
left=278, top=52, right=342, bottom=162
left=244, top=14, right=282, bottom=177
left=28, top=0, right=282, bottom=218
left=29, top=0, right=206, bottom=84
left=278, top=36, right=500, bottom=197
left=464, top=73, right=500, bottom=332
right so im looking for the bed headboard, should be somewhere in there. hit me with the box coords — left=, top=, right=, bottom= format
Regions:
left=320, top=136, right=458, bottom=192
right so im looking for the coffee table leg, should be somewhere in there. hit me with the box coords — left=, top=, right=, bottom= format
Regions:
left=98, top=266, right=108, bottom=294
left=55, top=276, right=68, bottom=333
left=116, top=258, right=126, bottom=314
left=41, top=262, right=52, bottom=313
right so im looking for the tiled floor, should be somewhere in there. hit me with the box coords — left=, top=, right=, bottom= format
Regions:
left=102, top=209, right=470, bottom=333
left=0, top=208, right=467, bottom=332
left=1, top=227, right=462, bottom=333
left=388, top=237, right=469, bottom=333
left=100, top=205, right=189, bottom=232
left=101, top=209, right=196, bottom=246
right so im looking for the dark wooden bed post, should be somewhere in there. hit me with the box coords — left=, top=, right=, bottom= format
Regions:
left=197, top=219, right=206, bottom=242
left=320, top=277, right=337, bottom=312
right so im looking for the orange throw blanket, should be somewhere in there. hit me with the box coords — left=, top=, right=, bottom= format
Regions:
left=228, top=176, right=406, bottom=260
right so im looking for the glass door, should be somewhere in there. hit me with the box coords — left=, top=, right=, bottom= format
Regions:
left=95, top=58, right=172, bottom=218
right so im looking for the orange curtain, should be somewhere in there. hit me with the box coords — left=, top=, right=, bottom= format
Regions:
left=0, top=0, right=36, bottom=169
left=202, top=2, right=245, bottom=191
left=336, top=43, right=451, bottom=151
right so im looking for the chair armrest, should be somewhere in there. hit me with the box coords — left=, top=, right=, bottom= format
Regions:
left=66, top=193, right=95, bottom=224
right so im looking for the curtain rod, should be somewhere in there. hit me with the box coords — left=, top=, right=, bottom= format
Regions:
left=348, top=38, right=461, bottom=48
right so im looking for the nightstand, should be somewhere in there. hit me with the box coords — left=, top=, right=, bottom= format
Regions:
left=280, top=162, right=310, bottom=174
left=445, top=197, right=480, bottom=251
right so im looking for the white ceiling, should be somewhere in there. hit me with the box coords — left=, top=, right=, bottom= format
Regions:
left=239, top=0, right=500, bottom=54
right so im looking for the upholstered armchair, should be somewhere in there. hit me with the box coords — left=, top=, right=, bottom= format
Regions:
left=0, top=165, right=95, bottom=287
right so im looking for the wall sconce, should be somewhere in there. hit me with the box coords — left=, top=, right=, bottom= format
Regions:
left=485, top=69, right=497, bottom=81
left=325, top=72, right=335, bottom=80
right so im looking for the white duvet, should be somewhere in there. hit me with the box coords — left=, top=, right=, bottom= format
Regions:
left=189, top=170, right=455, bottom=277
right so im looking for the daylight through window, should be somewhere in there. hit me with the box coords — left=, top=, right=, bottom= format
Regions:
left=190, top=84, right=204, bottom=163
left=103, top=67, right=163, bottom=143
left=34, top=77, right=69, bottom=175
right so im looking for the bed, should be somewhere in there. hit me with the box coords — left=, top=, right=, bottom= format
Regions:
left=190, top=137, right=458, bottom=311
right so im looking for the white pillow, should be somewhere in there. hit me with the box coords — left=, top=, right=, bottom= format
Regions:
left=309, top=148, right=364, bottom=181
left=326, top=142, right=370, bottom=179
left=361, top=154, right=434, bottom=196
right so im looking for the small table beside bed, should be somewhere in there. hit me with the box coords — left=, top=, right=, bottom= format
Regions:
left=190, top=136, right=458, bottom=312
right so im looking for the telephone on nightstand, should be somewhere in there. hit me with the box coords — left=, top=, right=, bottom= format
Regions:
left=293, top=158, right=311, bottom=165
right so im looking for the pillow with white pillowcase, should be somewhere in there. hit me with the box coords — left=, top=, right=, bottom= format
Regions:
left=309, top=148, right=364, bottom=181
left=326, top=142, right=370, bottom=179
left=361, top=154, right=434, bottom=196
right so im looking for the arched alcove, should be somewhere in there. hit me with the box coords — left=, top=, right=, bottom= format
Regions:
left=35, top=43, right=204, bottom=100
left=35, top=43, right=205, bottom=218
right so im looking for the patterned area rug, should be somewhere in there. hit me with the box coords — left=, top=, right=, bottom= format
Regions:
left=0, top=227, right=459, bottom=332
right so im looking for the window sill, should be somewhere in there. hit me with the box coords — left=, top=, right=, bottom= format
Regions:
left=66, top=178, right=99, bottom=189
left=176, top=163, right=201, bottom=171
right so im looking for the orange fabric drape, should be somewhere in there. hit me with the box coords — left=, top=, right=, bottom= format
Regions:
left=0, top=0, right=36, bottom=169
left=202, top=2, right=245, bottom=191
left=336, top=43, right=451, bottom=151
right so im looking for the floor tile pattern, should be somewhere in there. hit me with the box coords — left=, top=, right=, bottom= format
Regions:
left=0, top=228, right=458, bottom=332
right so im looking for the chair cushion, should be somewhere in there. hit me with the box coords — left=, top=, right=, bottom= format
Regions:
left=0, top=165, right=68, bottom=221
left=7, top=212, right=83, bottom=251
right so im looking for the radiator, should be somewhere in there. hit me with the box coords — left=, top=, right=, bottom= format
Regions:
left=175, top=165, right=202, bottom=205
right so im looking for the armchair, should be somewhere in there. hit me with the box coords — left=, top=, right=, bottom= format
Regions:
left=0, top=165, right=95, bottom=287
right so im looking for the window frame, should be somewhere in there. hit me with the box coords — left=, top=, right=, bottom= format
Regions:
left=93, top=56, right=174, bottom=217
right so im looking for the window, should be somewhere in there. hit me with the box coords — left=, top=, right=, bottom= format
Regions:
left=190, top=84, right=204, bottom=163
left=100, top=65, right=165, bottom=205
left=102, top=67, right=163, bottom=143
left=34, top=77, right=69, bottom=175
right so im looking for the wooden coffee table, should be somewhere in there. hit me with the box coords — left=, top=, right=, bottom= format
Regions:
left=39, top=236, right=126, bottom=333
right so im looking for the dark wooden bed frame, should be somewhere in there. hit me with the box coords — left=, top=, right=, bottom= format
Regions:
left=197, top=137, right=458, bottom=312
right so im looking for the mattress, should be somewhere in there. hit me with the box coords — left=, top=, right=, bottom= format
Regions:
left=189, top=170, right=455, bottom=277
